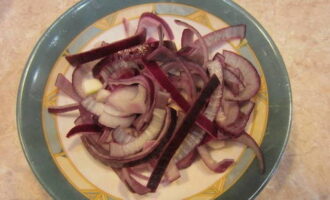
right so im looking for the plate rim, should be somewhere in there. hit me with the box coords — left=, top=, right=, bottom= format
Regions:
left=17, top=0, right=292, bottom=199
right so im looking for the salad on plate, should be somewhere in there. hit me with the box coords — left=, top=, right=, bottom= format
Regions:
left=48, top=12, right=264, bottom=195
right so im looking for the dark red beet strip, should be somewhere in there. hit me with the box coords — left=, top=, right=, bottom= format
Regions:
left=143, top=60, right=218, bottom=138
left=147, top=75, right=220, bottom=191
left=66, top=29, right=146, bottom=66
left=92, top=41, right=174, bottom=79
left=66, top=124, right=102, bottom=138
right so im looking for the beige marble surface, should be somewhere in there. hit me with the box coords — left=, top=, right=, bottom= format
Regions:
left=0, top=0, right=329, bottom=199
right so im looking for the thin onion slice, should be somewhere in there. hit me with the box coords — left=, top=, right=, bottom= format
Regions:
left=194, top=24, right=246, bottom=52
left=221, top=101, right=255, bottom=135
left=197, top=145, right=234, bottom=173
left=175, top=19, right=209, bottom=68
left=106, top=75, right=156, bottom=130
left=55, top=73, right=82, bottom=102
left=48, top=103, right=79, bottom=114
left=115, top=168, right=151, bottom=195
left=81, top=108, right=177, bottom=168
left=143, top=60, right=218, bottom=138
left=232, top=132, right=265, bottom=173
left=223, top=50, right=260, bottom=101
left=181, top=28, right=194, bottom=48
left=176, top=150, right=196, bottom=169
left=123, top=18, right=134, bottom=37
left=136, top=12, right=174, bottom=40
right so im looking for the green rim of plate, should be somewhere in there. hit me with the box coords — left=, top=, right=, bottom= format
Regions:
left=17, top=0, right=292, bottom=199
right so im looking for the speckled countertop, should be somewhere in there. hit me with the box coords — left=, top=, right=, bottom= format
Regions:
left=0, top=0, right=329, bottom=199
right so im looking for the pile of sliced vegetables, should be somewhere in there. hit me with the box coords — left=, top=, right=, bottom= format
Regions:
left=48, top=13, right=265, bottom=195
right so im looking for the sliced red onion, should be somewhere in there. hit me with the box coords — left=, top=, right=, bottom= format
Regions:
left=115, top=168, right=151, bottom=195
left=97, top=128, right=112, bottom=144
left=107, top=76, right=150, bottom=98
left=123, top=108, right=177, bottom=167
left=107, top=85, right=147, bottom=114
left=181, top=28, right=194, bottom=48
left=223, top=68, right=245, bottom=96
left=226, top=65, right=245, bottom=84
left=72, top=62, right=97, bottom=98
left=81, top=96, right=133, bottom=118
left=183, top=61, right=209, bottom=84
left=98, top=112, right=136, bottom=128
left=142, top=140, right=156, bottom=151
left=109, top=109, right=166, bottom=157
left=155, top=91, right=170, bottom=109
left=127, top=168, right=150, bottom=181
left=213, top=52, right=225, bottom=65
left=103, top=103, right=132, bottom=117
left=81, top=96, right=104, bottom=116
left=216, top=89, right=240, bottom=128
left=174, top=57, right=224, bottom=162
left=197, top=145, right=234, bottom=173
left=157, top=25, right=164, bottom=46
left=136, top=12, right=174, bottom=40
left=164, top=159, right=180, bottom=184
left=194, top=24, right=246, bottom=53
left=201, top=131, right=230, bottom=146
left=169, top=75, right=193, bottom=102
left=123, top=85, right=147, bottom=114
left=143, top=60, right=218, bottom=138
left=175, top=19, right=209, bottom=68
left=49, top=13, right=265, bottom=193
left=204, top=58, right=224, bottom=119
left=55, top=73, right=82, bottom=102
left=240, top=100, right=255, bottom=115
left=66, top=29, right=146, bottom=66
left=95, top=89, right=111, bottom=102
left=48, top=103, right=79, bottom=113
left=123, top=18, right=134, bottom=37
left=184, top=25, right=246, bottom=64
left=206, top=140, right=226, bottom=149
left=174, top=127, right=204, bottom=162
left=75, top=108, right=95, bottom=125
left=147, top=75, right=220, bottom=191
left=112, top=127, right=136, bottom=144
left=232, top=132, right=265, bottom=173
left=221, top=101, right=255, bottom=135
left=223, top=50, right=260, bottom=101
left=107, top=75, right=156, bottom=130
left=110, top=67, right=137, bottom=80
left=176, top=150, right=196, bottom=169
left=74, top=116, right=83, bottom=125
left=146, top=37, right=157, bottom=43
left=81, top=108, right=177, bottom=168
left=162, top=60, right=196, bottom=101
left=146, top=45, right=178, bottom=63
left=66, top=124, right=101, bottom=138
